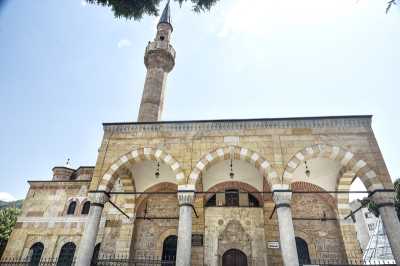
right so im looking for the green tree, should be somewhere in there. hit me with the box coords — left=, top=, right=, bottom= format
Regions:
left=85, top=0, right=398, bottom=20
left=85, top=0, right=219, bottom=20
left=367, top=178, right=400, bottom=219
left=0, top=208, right=21, bottom=258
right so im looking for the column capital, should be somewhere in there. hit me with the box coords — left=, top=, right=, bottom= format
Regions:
left=273, top=191, right=292, bottom=205
left=88, top=192, right=110, bottom=205
left=272, top=184, right=292, bottom=205
left=371, top=190, right=395, bottom=206
left=177, top=184, right=195, bottom=206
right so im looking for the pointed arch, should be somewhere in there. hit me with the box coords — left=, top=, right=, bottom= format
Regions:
left=282, top=144, right=383, bottom=190
left=188, top=145, right=279, bottom=188
left=97, top=147, right=185, bottom=192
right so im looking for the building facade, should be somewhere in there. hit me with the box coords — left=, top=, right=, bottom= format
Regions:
left=3, top=2, right=400, bottom=266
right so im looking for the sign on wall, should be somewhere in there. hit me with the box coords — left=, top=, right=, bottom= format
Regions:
left=192, top=234, right=204, bottom=246
left=267, top=241, right=280, bottom=249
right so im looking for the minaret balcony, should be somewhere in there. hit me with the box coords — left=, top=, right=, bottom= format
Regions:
left=145, top=41, right=176, bottom=60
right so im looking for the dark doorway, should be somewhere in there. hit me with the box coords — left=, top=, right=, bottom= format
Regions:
left=57, top=242, right=76, bottom=266
left=296, top=237, right=311, bottom=265
left=91, top=243, right=101, bottom=266
left=28, top=242, right=44, bottom=266
left=222, top=249, right=247, bottom=266
left=162, top=235, right=177, bottom=263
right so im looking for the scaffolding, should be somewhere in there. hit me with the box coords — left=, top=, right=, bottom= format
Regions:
left=363, top=218, right=395, bottom=264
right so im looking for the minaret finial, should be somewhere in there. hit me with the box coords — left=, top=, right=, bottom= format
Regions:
left=158, top=0, right=172, bottom=30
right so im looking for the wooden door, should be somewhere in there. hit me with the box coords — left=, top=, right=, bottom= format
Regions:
left=222, top=249, right=247, bottom=266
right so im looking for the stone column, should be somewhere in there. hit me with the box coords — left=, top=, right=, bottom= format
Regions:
left=372, top=191, right=400, bottom=265
left=273, top=186, right=299, bottom=266
left=176, top=185, right=195, bottom=266
left=76, top=192, right=109, bottom=266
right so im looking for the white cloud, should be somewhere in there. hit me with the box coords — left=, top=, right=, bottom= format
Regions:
left=0, top=192, right=16, bottom=202
left=117, top=39, right=132, bottom=48
left=81, top=0, right=87, bottom=7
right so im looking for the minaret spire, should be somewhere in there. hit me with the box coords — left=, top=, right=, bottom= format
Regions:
left=159, top=0, right=172, bottom=27
left=137, top=0, right=175, bottom=122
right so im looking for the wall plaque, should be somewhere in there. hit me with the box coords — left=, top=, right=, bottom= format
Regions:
left=267, top=241, right=280, bottom=249
left=192, top=234, right=203, bottom=246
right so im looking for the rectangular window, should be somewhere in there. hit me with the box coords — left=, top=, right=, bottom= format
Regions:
left=225, top=189, right=239, bottom=206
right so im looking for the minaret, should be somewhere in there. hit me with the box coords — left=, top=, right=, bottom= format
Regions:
left=137, top=0, right=175, bottom=122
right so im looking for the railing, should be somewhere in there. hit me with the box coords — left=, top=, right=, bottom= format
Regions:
left=0, top=256, right=395, bottom=266
left=145, top=41, right=176, bottom=59
left=304, top=258, right=396, bottom=266
left=0, top=256, right=175, bottom=266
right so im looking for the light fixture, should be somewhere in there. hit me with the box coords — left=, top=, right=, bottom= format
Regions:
left=304, top=161, right=311, bottom=177
left=229, top=158, right=234, bottom=179
left=155, top=161, right=160, bottom=178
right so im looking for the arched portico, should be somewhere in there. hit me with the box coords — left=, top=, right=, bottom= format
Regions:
left=77, top=147, right=186, bottom=266
left=283, top=144, right=400, bottom=265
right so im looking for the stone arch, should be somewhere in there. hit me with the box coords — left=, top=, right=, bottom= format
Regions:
left=188, top=145, right=279, bottom=188
left=156, top=228, right=178, bottom=257
left=284, top=144, right=373, bottom=261
left=283, top=144, right=383, bottom=190
left=98, top=147, right=185, bottom=192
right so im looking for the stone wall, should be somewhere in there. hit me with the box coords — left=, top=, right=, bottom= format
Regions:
left=292, top=193, right=347, bottom=261
left=131, top=194, right=179, bottom=258
left=204, top=207, right=267, bottom=266
left=2, top=181, right=92, bottom=258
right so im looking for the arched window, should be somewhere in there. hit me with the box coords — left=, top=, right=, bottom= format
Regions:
left=205, top=194, right=216, bottom=207
left=296, top=237, right=311, bottom=265
left=28, top=242, right=44, bottom=266
left=162, top=235, right=177, bottom=262
left=90, top=243, right=101, bottom=266
left=248, top=194, right=260, bottom=207
left=57, top=242, right=76, bottom=266
left=66, top=201, right=76, bottom=215
left=81, top=201, right=91, bottom=215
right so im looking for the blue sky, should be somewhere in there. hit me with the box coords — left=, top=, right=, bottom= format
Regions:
left=0, top=0, right=399, bottom=201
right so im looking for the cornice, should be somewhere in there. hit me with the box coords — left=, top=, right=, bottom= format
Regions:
left=103, top=115, right=372, bottom=134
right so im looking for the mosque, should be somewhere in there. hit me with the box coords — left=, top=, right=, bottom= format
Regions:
left=2, top=2, right=400, bottom=266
